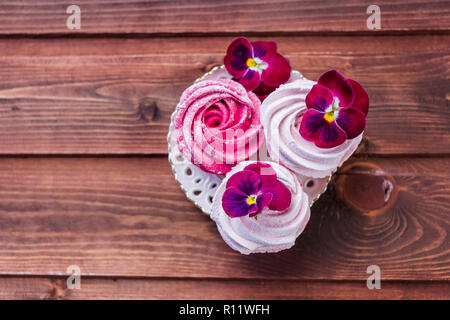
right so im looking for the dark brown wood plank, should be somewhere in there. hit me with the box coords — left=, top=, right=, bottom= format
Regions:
left=0, top=276, right=448, bottom=300
left=0, top=35, right=448, bottom=155
left=0, top=156, right=448, bottom=280
left=0, top=0, right=448, bottom=35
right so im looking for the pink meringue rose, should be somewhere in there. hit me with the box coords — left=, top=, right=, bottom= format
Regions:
left=174, top=79, right=263, bottom=174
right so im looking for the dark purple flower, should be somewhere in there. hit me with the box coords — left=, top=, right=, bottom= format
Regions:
left=222, top=162, right=292, bottom=218
left=224, top=37, right=291, bottom=92
left=299, top=70, right=369, bottom=148
left=252, top=82, right=278, bottom=102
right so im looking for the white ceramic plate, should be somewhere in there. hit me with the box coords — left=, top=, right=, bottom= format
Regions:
left=167, top=66, right=330, bottom=214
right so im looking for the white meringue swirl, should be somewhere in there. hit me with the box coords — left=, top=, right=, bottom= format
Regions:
left=210, top=161, right=310, bottom=255
left=260, top=79, right=362, bottom=178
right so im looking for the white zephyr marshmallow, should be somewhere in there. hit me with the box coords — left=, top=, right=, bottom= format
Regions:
left=210, top=161, right=310, bottom=255
left=260, top=79, right=362, bottom=178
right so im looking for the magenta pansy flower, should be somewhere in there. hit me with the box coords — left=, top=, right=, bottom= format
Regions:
left=253, top=82, right=278, bottom=102
left=300, top=70, right=369, bottom=148
left=224, top=37, right=291, bottom=92
left=222, top=162, right=291, bottom=218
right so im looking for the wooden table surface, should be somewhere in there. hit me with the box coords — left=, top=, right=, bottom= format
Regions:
left=0, top=0, right=449, bottom=300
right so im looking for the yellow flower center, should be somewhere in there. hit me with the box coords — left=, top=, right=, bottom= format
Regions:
left=323, top=111, right=335, bottom=124
left=323, top=97, right=340, bottom=124
left=246, top=195, right=257, bottom=205
left=246, top=58, right=257, bottom=68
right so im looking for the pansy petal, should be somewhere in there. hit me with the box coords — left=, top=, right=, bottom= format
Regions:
left=336, top=107, right=366, bottom=139
left=305, top=84, right=334, bottom=111
left=224, top=37, right=253, bottom=78
left=348, top=79, right=369, bottom=116
left=249, top=192, right=273, bottom=217
left=267, top=181, right=291, bottom=211
left=224, top=54, right=248, bottom=78
left=244, top=162, right=277, bottom=191
left=251, top=41, right=277, bottom=63
left=226, top=170, right=260, bottom=195
left=236, top=69, right=261, bottom=91
left=248, top=203, right=259, bottom=215
left=253, top=82, right=277, bottom=101
left=261, top=53, right=291, bottom=87
left=318, top=70, right=354, bottom=108
left=316, top=121, right=347, bottom=148
left=299, top=109, right=327, bottom=142
left=222, top=186, right=252, bottom=218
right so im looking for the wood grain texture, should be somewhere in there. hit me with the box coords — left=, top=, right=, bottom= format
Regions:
left=0, top=276, right=448, bottom=300
left=0, top=1, right=448, bottom=299
left=0, top=0, right=449, bottom=35
left=0, top=156, right=447, bottom=280
left=0, top=36, right=448, bottom=155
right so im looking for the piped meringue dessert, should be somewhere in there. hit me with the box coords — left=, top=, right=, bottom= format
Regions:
left=169, top=36, right=370, bottom=255
left=260, top=70, right=369, bottom=178
left=174, top=79, right=263, bottom=175
left=211, top=161, right=310, bottom=254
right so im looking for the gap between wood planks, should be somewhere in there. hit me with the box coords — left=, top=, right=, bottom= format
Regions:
left=0, top=30, right=450, bottom=40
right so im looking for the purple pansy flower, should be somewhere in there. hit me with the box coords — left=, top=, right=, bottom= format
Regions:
left=222, top=162, right=291, bottom=218
left=224, top=37, right=291, bottom=92
left=299, top=70, right=369, bottom=148
left=252, top=82, right=278, bottom=102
